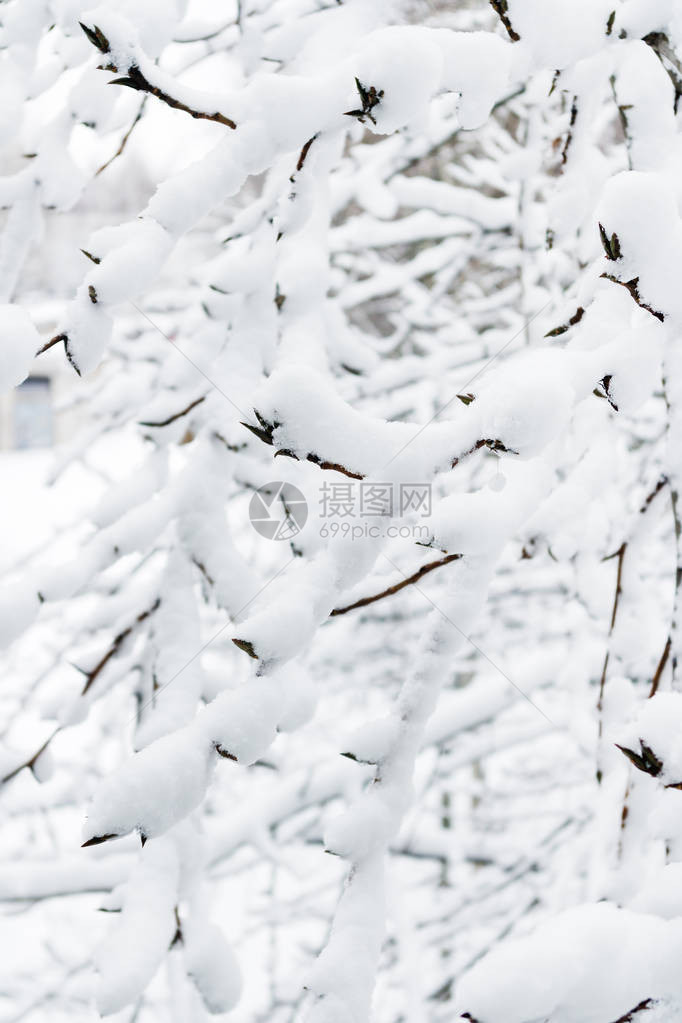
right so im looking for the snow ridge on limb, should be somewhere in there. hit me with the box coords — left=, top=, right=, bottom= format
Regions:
left=78, top=16, right=237, bottom=128
left=25, top=18, right=513, bottom=376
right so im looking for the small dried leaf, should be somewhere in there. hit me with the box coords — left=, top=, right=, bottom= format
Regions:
left=232, top=638, right=258, bottom=659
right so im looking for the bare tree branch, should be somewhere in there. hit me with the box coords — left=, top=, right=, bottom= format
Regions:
left=80, top=599, right=161, bottom=695
left=489, top=0, right=520, bottom=41
left=330, top=554, right=462, bottom=616
left=96, top=97, right=148, bottom=176
left=139, top=395, right=205, bottom=428
left=80, top=23, right=237, bottom=129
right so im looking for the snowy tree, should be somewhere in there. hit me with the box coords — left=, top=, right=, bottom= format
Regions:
left=2, top=0, right=682, bottom=1021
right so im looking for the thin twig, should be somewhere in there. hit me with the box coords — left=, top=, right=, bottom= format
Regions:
left=601, top=273, right=664, bottom=322
left=649, top=636, right=671, bottom=698
left=640, top=474, right=668, bottom=513
left=107, top=65, right=237, bottom=129
left=139, top=395, right=205, bottom=428
left=96, top=97, right=147, bottom=176
left=330, top=554, right=462, bottom=616
left=296, top=134, right=318, bottom=173
left=609, top=999, right=653, bottom=1023
left=596, top=541, right=626, bottom=782
left=489, top=0, right=520, bottom=41
left=560, top=95, right=578, bottom=166
left=36, top=333, right=67, bottom=356
left=1, top=729, right=59, bottom=786
left=81, top=599, right=161, bottom=695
